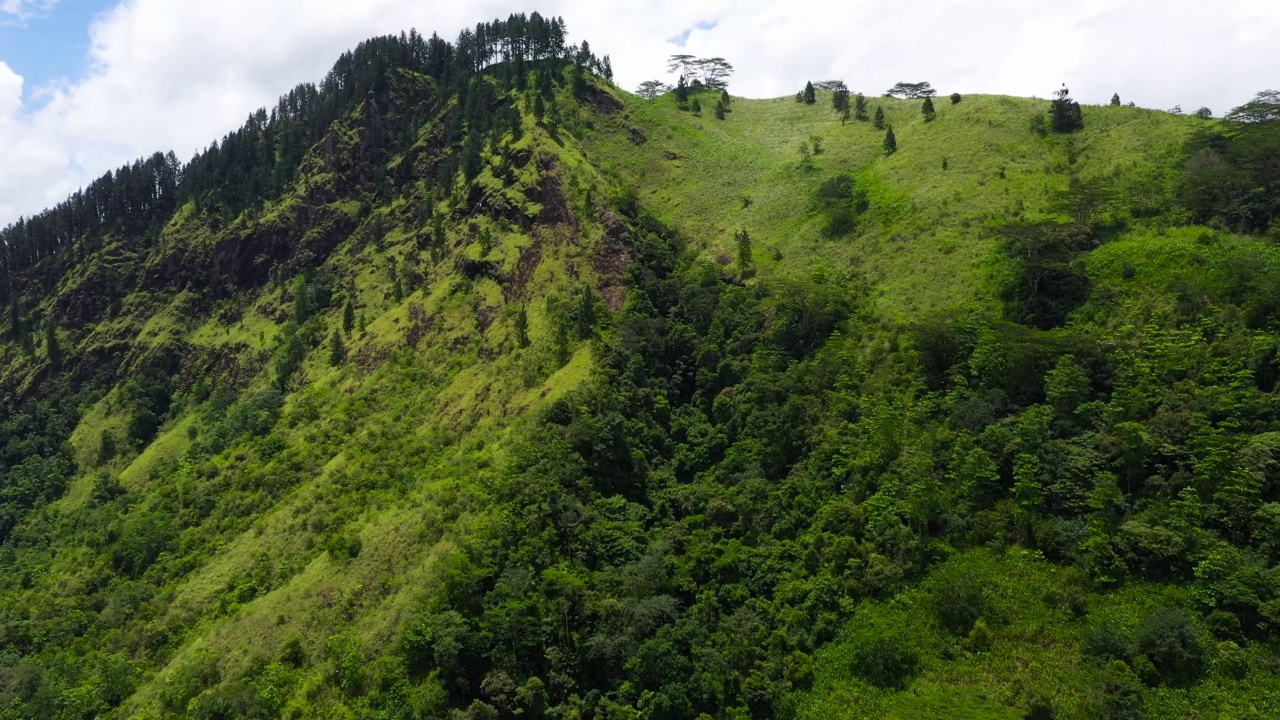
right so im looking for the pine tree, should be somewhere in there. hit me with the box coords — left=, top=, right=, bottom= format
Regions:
left=515, top=305, right=530, bottom=347
left=342, top=300, right=355, bottom=336
left=922, top=96, right=936, bottom=121
left=721, top=89, right=731, bottom=107
left=884, top=127, right=898, bottom=156
left=714, top=100, right=726, bottom=120
left=1111, top=93, right=1121, bottom=106
left=855, top=93, right=869, bottom=121
left=534, top=93, right=546, bottom=123
left=691, top=98, right=702, bottom=115
left=832, top=87, right=850, bottom=115
left=803, top=81, right=816, bottom=105
left=45, top=320, right=61, bottom=372
left=874, top=106, right=885, bottom=129
left=735, top=228, right=753, bottom=272
left=328, top=329, right=345, bottom=366
left=7, top=297, right=18, bottom=340
left=1050, top=85, right=1085, bottom=133
left=675, top=75, right=689, bottom=106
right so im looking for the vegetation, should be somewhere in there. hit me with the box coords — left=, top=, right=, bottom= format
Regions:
left=2, top=11, right=1280, bottom=720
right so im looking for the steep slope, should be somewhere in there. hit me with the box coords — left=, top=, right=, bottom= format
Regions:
left=3, top=17, right=1280, bottom=720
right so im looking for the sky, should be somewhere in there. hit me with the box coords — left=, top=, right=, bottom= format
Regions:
left=1, top=0, right=1279, bottom=228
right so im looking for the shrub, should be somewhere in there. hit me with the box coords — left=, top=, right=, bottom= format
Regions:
left=1099, top=660, right=1144, bottom=720
left=1136, top=607, right=1204, bottom=685
left=934, top=574, right=987, bottom=636
left=950, top=93, right=963, bottom=104
left=1023, top=688, right=1057, bottom=720
left=850, top=634, right=918, bottom=688
left=1083, top=624, right=1133, bottom=664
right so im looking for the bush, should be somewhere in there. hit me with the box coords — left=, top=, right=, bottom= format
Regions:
left=1099, top=660, right=1144, bottom=720
left=1214, top=640, right=1249, bottom=680
left=850, top=634, right=918, bottom=688
left=1083, top=624, right=1133, bottom=664
left=950, top=93, right=963, bottom=104
left=1136, top=607, right=1204, bottom=686
left=1023, top=688, right=1057, bottom=720
left=934, top=574, right=987, bottom=636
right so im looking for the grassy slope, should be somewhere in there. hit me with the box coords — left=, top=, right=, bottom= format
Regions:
left=2, top=76, right=1260, bottom=719
left=789, top=550, right=1280, bottom=720
left=580, top=89, right=1195, bottom=318
left=0, top=77, right=633, bottom=717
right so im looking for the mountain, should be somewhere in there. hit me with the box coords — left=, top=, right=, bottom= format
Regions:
left=2, top=14, right=1280, bottom=720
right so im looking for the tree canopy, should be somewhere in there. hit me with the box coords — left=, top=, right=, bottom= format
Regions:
left=886, top=81, right=937, bottom=99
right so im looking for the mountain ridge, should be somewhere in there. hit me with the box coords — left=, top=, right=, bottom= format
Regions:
left=2, top=13, right=1280, bottom=720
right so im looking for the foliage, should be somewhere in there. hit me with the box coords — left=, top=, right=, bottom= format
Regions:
left=1050, top=85, right=1085, bottom=133
left=886, top=82, right=937, bottom=99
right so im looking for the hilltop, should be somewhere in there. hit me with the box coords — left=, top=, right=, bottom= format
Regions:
left=1, top=14, right=1280, bottom=720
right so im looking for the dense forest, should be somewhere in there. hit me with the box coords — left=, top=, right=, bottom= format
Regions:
left=2, top=11, right=1280, bottom=720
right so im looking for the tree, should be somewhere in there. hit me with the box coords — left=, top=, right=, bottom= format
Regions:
left=44, top=320, right=61, bottom=372
left=883, top=127, right=898, bottom=155
left=635, top=80, right=672, bottom=100
left=922, top=96, right=936, bottom=121
left=721, top=89, right=731, bottom=107
left=329, top=329, right=346, bottom=366
left=675, top=75, right=689, bottom=107
left=1049, top=84, right=1084, bottom=133
left=342, top=300, right=355, bottom=336
left=1194, top=106, right=1213, bottom=119
left=832, top=87, right=851, bottom=116
left=802, top=81, right=816, bottom=105
left=533, top=93, right=546, bottom=123
left=667, top=54, right=696, bottom=76
left=874, top=106, right=885, bottom=129
left=950, top=93, right=962, bottom=104
left=886, top=81, right=936, bottom=99
left=693, top=57, right=734, bottom=90
left=735, top=228, right=753, bottom=272
left=7, top=296, right=19, bottom=340
left=668, top=54, right=734, bottom=90
left=855, top=93, right=869, bottom=121
left=515, top=305, right=530, bottom=348
left=1224, top=90, right=1280, bottom=125
left=1136, top=607, right=1204, bottom=686
left=691, top=98, right=702, bottom=115
left=1056, top=175, right=1111, bottom=229
left=1111, top=93, right=1121, bottom=106
left=714, top=99, right=726, bottom=120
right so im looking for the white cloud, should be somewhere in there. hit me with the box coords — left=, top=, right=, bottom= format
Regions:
left=2, top=0, right=1279, bottom=227
left=0, top=0, right=55, bottom=22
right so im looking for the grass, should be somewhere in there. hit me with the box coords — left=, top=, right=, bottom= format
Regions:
left=0, top=74, right=1238, bottom=719
left=787, top=548, right=1280, bottom=720
left=580, top=89, right=1199, bottom=318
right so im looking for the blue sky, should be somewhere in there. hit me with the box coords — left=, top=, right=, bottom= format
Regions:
left=2, top=0, right=1280, bottom=228
left=0, top=0, right=114, bottom=102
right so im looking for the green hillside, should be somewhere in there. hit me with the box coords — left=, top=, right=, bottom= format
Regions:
left=2, top=14, right=1280, bottom=720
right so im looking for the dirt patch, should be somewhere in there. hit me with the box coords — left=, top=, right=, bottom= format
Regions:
left=593, top=213, right=635, bottom=312
left=506, top=239, right=544, bottom=301
left=586, top=85, right=623, bottom=115
left=406, top=302, right=434, bottom=349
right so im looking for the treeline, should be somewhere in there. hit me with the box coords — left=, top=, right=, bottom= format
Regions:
left=0, top=11, right=609, bottom=301
left=0, top=152, right=181, bottom=297
left=1181, top=90, right=1280, bottom=234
